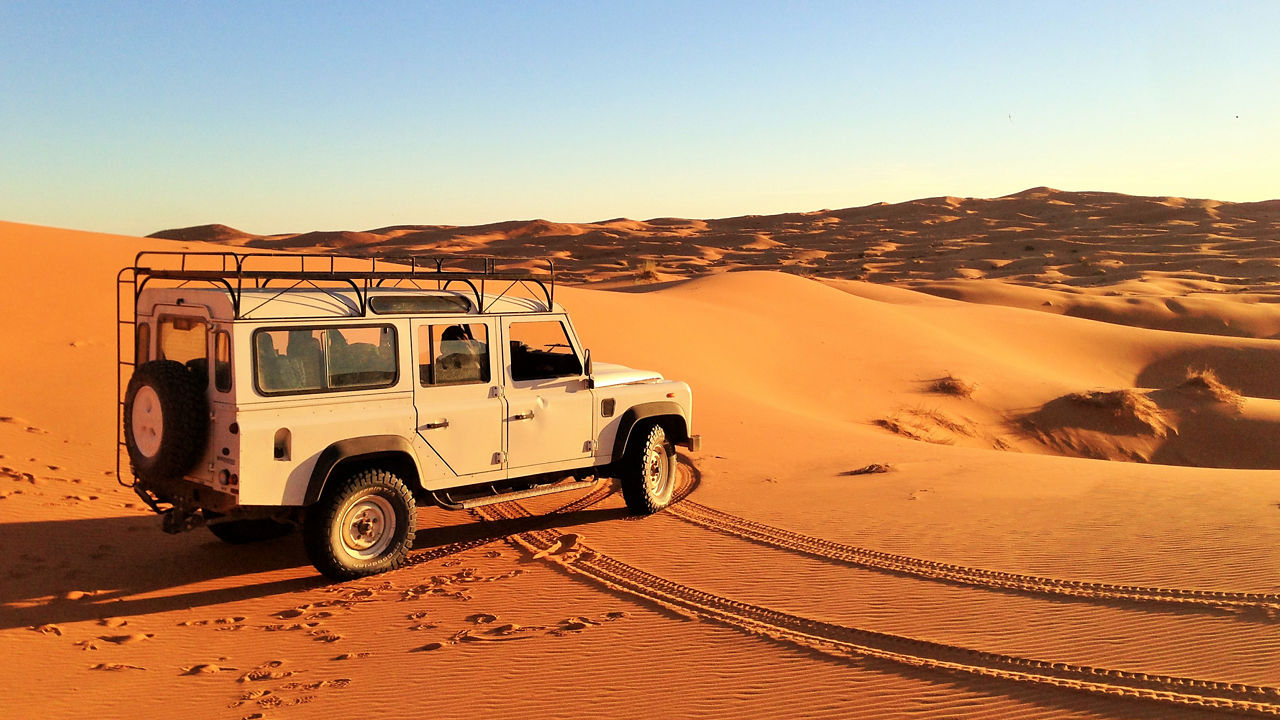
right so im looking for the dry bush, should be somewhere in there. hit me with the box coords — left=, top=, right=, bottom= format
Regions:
left=875, top=417, right=925, bottom=441
left=929, top=374, right=977, bottom=398
left=874, top=408, right=967, bottom=445
left=634, top=258, right=659, bottom=282
left=1066, top=389, right=1171, bottom=438
left=1180, top=368, right=1244, bottom=409
left=841, top=463, right=891, bottom=476
left=906, top=407, right=975, bottom=436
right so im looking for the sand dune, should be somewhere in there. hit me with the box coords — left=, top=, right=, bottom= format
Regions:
left=6, top=196, right=1280, bottom=720
left=151, top=188, right=1280, bottom=303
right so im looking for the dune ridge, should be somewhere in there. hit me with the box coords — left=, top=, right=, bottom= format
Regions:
left=151, top=188, right=1280, bottom=297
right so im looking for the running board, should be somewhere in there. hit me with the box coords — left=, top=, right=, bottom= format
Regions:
left=432, top=480, right=599, bottom=511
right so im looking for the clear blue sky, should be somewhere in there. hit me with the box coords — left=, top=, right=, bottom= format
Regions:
left=2, top=1, right=1277, bottom=236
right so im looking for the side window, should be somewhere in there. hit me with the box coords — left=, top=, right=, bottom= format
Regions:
left=509, top=320, right=581, bottom=382
left=135, top=322, right=150, bottom=364
left=256, top=329, right=324, bottom=393
left=254, top=325, right=397, bottom=395
left=159, top=316, right=207, bottom=366
left=327, top=326, right=397, bottom=388
left=419, top=323, right=490, bottom=386
left=214, top=331, right=232, bottom=392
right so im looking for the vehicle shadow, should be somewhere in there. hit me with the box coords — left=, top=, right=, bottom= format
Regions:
left=0, top=503, right=630, bottom=630
left=413, top=505, right=630, bottom=551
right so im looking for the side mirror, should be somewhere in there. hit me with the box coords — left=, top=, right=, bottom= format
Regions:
left=584, top=348, right=594, bottom=389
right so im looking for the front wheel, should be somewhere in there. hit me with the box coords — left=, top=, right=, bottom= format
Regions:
left=619, top=423, right=678, bottom=515
left=303, top=468, right=416, bottom=580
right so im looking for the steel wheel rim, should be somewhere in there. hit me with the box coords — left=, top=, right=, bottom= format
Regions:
left=131, top=385, right=164, bottom=458
left=338, top=494, right=396, bottom=560
left=644, top=443, right=673, bottom=498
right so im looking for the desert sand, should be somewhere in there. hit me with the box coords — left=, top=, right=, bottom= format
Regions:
left=4, top=187, right=1280, bottom=719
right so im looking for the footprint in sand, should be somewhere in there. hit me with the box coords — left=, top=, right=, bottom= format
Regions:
left=182, top=663, right=237, bottom=675
left=237, top=660, right=294, bottom=683
left=332, top=652, right=371, bottom=661
left=90, top=663, right=145, bottom=671
left=531, top=534, right=580, bottom=560
left=98, top=617, right=127, bottom=628
left=466, top=613, right=498, bottom=624
left=99, top=633, right=153, bottom=644
left=30, top=624, right=62, bottom=636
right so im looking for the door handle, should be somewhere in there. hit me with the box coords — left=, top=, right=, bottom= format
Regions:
left=422, top=419, right=449, bottom=430
left=510, top=411, right=535, bottom=421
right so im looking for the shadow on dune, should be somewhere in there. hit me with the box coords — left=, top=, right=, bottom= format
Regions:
left=0, top=503, right=629, bottom=629
left=0, top=514, right=317, bottom=629
left=413, top=505, right=629, bottom=551
left=1136, top=347, right=1280, bottom=399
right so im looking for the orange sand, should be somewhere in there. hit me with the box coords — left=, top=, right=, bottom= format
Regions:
left=4, top=188, right=1280, bottom=719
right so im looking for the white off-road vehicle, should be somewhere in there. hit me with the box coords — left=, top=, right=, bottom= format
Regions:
left=116, top=252, right=699, bottom=579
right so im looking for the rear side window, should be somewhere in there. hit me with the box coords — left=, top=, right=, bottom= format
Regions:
left=254, top=325, right=397, bottom=395
left=135, top=323, right=151, bottom=364
left=509, top=320, right=582, bottom=381
left=214, top=331, right=232, bottom=392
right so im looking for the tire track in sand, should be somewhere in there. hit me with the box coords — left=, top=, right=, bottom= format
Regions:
left=474, top=470, right=1280, bottom=717
left=667, top=489, right=1280, bottom=617
left=401, top=479, right=615, bottom=569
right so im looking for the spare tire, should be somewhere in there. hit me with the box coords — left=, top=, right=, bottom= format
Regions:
left=123, top=360, right=209, bottom=483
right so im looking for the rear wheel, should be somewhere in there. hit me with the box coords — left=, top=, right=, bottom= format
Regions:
left=619, top=423, right=677, bottom=515
left=303, top=468, right=416, bottom=580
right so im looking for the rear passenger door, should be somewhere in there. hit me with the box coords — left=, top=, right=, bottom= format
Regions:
left=411, top=319, right=506, bottom=477
left=503, top=316, right=594, bottom=470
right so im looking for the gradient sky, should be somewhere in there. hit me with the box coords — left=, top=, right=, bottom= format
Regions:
left=2, top=1, right=1277, bottom=236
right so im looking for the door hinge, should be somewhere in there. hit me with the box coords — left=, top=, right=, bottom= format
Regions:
left=585, top=440, right=597, bottom=453
left=493, top=451, right=507, bottom=465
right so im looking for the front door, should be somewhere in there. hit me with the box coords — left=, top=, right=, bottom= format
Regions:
left=411, top=320, right=506, bottom=476
left=503, top=316, right=594, bottom=470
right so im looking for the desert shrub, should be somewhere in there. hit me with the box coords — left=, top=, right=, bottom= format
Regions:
left=1066, top=389, right=1171, bottom=437
left=1180, top=367, right=1243, bottom=408
left=930, top=374, right=977, bottom=398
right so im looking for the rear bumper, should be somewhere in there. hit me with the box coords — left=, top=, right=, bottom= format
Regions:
left=679, top=434, right=703, bottom=452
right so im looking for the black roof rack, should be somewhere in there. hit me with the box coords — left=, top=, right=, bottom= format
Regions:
left=120, top=251, right=556, bottom=319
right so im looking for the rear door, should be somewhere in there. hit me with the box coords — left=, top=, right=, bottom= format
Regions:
left=502, top=316, right=594, bottom=470
left=411, top=319, right=506, bottom=476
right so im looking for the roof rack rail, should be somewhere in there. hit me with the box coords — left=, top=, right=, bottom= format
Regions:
left=125, top=250, right=556, bottom=319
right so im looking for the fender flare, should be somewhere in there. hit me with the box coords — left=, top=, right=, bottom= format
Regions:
left=612, top=401, right=690, bottom=461
left=303, top=435, right=422, bottom=505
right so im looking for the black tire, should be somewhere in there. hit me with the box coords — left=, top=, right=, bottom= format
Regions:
left=619, top=423, right=677, bottom=515
left=123, top=360, right=209, bottom=483
left=303, top=468, right=416, bottom=580
left=206, top=517, right=295, bottom=545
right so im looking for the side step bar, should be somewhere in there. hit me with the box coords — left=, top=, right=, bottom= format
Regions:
left=431, top=479, right=599, bottom=511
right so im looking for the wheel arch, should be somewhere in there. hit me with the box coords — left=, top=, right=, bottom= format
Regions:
left=304, top=435, right=424, bottom=506
left=612, top=401, right=689, bottom=461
